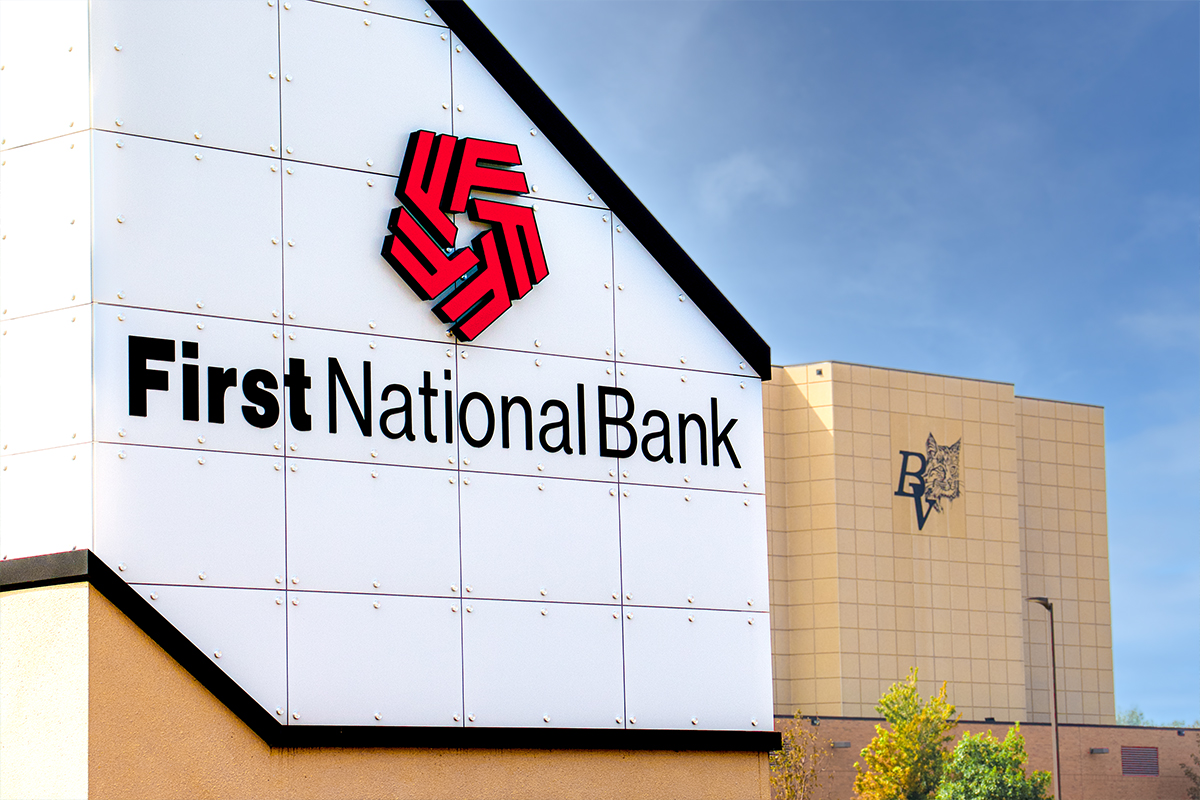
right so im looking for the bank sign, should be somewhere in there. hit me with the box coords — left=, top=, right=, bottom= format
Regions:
left=0, top=0, right=772, bottom=739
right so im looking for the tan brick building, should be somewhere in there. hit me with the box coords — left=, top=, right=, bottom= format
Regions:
left=764, top=361, right=1115, bottom=725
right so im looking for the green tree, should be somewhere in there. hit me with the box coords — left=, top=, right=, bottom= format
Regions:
left=853, top=668, right=960, bottom=800
left=769, top=709, right=831, bottom=800
left=1116, top=705, right=1152, bottom=726
left=934, top=725, right=1051, bottom=800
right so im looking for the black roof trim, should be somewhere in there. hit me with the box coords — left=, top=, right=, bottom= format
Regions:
left=0, top=551, right=780, bottom=752
left=431, top=0, right=771, bottom=379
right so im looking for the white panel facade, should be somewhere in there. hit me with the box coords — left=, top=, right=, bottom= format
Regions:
left=287, top=592, right=463, bottom=727
left=279, top=1, right=451, bottom=176
left=614, top=362, right=765, bottom=493
left=281, top=326, right=455, bottom=468
left=285, top=459, right=459, bottom=597
left=614, top=222, right=753, bottom=377
left=452, top=199, right=616, bottom=360
left=0, top=443, right=92, bottom=560
left=460, top=473, right=620, bottom=604
left=134, top=584, right=288, bottom=716
left=0, top=0, right=773, bottom=737
left=281, top=160, right=449, bottom=343
left=92, top=132, right=282, bottom=322
left=94, top=307, right=284, bottom=455
left=462, top=599, right=625, bottom=728
left=94, top=444, right=285, bottom=590
left=90, top=0, right=281, bottom=155
left=0, top=306, right=92, bottom=455
left=621, top=486, right=768, bottom=612
left=0, top=0, right=90, bottom=151
left=0, top=132, right=92, bottom=320
left=451, top=35, right=600, bottom=209
left=455, top=346, right=617, bottom=481
left=623, top=606, right=772, bottom=731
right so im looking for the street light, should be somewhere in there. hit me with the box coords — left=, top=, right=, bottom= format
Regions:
left=1027, top=596, right=1063, bottom=800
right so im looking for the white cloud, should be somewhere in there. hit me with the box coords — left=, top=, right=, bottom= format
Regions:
left=695, top=151, right=795, bottom=221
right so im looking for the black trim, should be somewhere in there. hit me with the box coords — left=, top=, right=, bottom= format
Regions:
left=430, top=0, right=771, bottom=379
left=0, top=551, right=780, bottom=752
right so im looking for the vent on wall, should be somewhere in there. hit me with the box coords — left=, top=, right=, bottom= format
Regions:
left=1121, top=746, right=1159, bottom=776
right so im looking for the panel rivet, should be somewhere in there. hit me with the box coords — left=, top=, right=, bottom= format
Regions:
left=609, top=489, right=616, bottom=496
left=115, top=119, right=123, bottom=127
left=533, top=339, right=540, bottom=347
left=748, top=618, right=754, bottom=625
left=456, top=104, right=463, bottom=112
left=116, top=215, right=125, bottom=224
left=118, top=428, right=126, bottom=437
left=454, top=713, right=460, bottom=720
left=747, top=599, right=754, bottom=607
left=588, top=194, right=595, bottom=201
left=466, top=606, right=473, bottom=613
left=291, top=599, right=299, bottom=606
left=366, top=158, right=374, bottom=167
left=293, top=712, right=300, bottom=719
left=118, top=451, right=126, bottom=459
left=609, top=470, right=615, bottom=477
left=198, top=572, right=206, bottom=580
left=290, top=464, right=298, bottom=472
left=373, top=602, right=380, bottom=609
left=622, top=470, right=629, bottom=478
left=615, top=716, right=622, bottom=723
left=537, top=483, right=544, bottom=491
left=543, top=715, right=550, bottom=723
left=273, top=442, right=281, bottom=450
left=688, top=615, right=694, bottom=622
left=612, top=593, right=618, bottom=600
left=618, top=350, right=625, bottom=357
left=687, top=595, right=694, bottom=604
left=272, top=237, right=279, bottom=244
left=616, top=225, right=623, bottom=233
left=468, top=714, right=475, bottom=721
left=625, top=593, right=632, bottom=600
left=740, top=382, right=746, bottom=389
left=744, top=500, right=750, bottom=506
left=198, top=436, right=206, bottom=444
left=462, top=478, right=470, bottom=486
left=626, top=612, right=633, bottom=620
left=373, top=581, right=380, bottom=588
left=751, top=719, right=758, bottom=727
left=150, top=593, right=158, bottom=600
left=622, top=490, right=629, bottom=498
left=375, top=713, right=381, bottom=720
left=425, top=8, right=431, bottom=16
left=291, top=577, right=299, bottom=585
left=367, top=179, right=374, bottom=187
left=269, top=72, right=276, bottom=79
left=118, top=562, right=126, bottom=571
left=370, top=450, right=378, bottom=458
left=743, top=481, right=749, bottom=488
left=691, top=718, right=698, bottom=725
left=363, top=19, right=370, bottom=25
left=287, top=239, right=295, bottom=247
left=276, top=576, right=282, bottom=583
left=540, top=609, right=547, bottom=616
left=536, top=463, right=544, bottom=471
left=617, top=284, right=623, bottom=290
left=195, top=153, right=203, bottom=161
left=606, top=368, right=612, bottom=375
left=193, top=131, right=202, bottom=140
left=196, top=301, right=204, bottom=309
left=448, top=457, right=455, bottom=464
left=451, top=605, right=458, bottom=613
left=114, top=43, right=122, bottom=51
left=370, top=470, right=378, bottom=478
left=683, top=475, right=689, bottom=483
left=287, top=312, right=295, bottom=319
left=284, top=75, right=292, bottom=82
left=465, top=586, right=472, bottom=593
left=276, top=707, right=284, bottom=716
left=455, top=45, right=462, bottom=53
left=630, top=717, right=636, bottom=724
left=197, top=323, right=204, bottom=330
left=540, top=589, right=547, bottom=596
left=443, top=102, right=449, bottom=109
left=275, top=597, right=282, bottom=605
left=684, top=495, right=690, bottom=501
left=605, top=348, right=612, bottom=356
left=612, top=612, right=619, bottom=619
left=197, top=457, right=205, bottom=465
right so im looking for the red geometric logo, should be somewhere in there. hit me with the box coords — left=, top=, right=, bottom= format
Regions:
left=381, top=130, right=549, bottom=340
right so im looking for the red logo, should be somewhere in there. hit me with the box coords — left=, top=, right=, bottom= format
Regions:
left=382, top=130, right=548, bottom=340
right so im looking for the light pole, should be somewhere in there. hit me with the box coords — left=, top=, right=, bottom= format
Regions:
left=1027, top=597, right=1063, bottom=799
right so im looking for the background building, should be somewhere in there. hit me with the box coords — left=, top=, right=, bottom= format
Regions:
left=764, top=361, right=1115, bottom=725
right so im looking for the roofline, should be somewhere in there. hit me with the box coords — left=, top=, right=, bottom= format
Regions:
left=773, top=360, right=1015, bottom=388
left=0, top=550, right=780, bottom=752
left=431, top=1, right=771, bottom=379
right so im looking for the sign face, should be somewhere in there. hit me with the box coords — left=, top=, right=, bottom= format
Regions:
left=0, top=0, right=772, bottom=737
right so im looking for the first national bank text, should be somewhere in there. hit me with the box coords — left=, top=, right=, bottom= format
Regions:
left=126, top=335, right=743, bottom=468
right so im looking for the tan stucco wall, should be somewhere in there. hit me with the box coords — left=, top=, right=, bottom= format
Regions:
left=765, top=362, right=1114, bottom=725
left=0, top=583, right=89, bottom=800
left=1017, top=397, right=1115, bottom=724
left=81, top=585, right=769, bottom=799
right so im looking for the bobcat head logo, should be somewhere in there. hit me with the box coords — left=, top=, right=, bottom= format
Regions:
left=895, top=434, right=961, bottom=531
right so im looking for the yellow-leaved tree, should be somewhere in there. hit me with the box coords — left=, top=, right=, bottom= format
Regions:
left=769, top=709, right=831, bottom=800
left=853, top=668, right=960, bottom=800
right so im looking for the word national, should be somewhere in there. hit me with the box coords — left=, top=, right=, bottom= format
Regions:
left=126, top=336, right=742, bottom=468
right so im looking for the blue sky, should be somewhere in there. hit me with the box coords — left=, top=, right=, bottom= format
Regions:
left=469, top=0, right=1200, bottom=723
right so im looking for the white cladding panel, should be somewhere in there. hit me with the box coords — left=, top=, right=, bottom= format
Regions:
left=134, top=584, right=287, bottom=716
left=452, top=199, right=616, bottom=360
left=621, top=486, right=768, bottom=612
left=90, top=0, right=281, bottom=156
left=93, top=132, right=282, bottom=322
left=451, top=36, right=600, bottom=209
left=285, top=459, right=459, bottom=597
left=279, top=2, right=451, bottom=176
left=0, top=0, right=90, bottom=151
left=0, top=306, right=92, bottom=455
left=455, top=347, right=616, bottom=482
left=623, top=607, right=772, bottom=731
left=0, top=444, right=93, bottom=560
left=613, top=222, right=751, bottom=377
left=614, top=363, right=765, bottom=493
left=0, top=132, right=92, bottom=319
left=462, top=599, right=624, bottom=729
left=95, top=308, right=284, bottom=455
left=287, top=592, right=463, bottom=727
left=282, top=326, right=456, bottom=468
left=280, top=161, right=448, bottom=343
left=319, top=0, right=437, bottom=24
left=460, top=473, right=620, bottom=605
left=94, top=444, right=284, bottom=590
